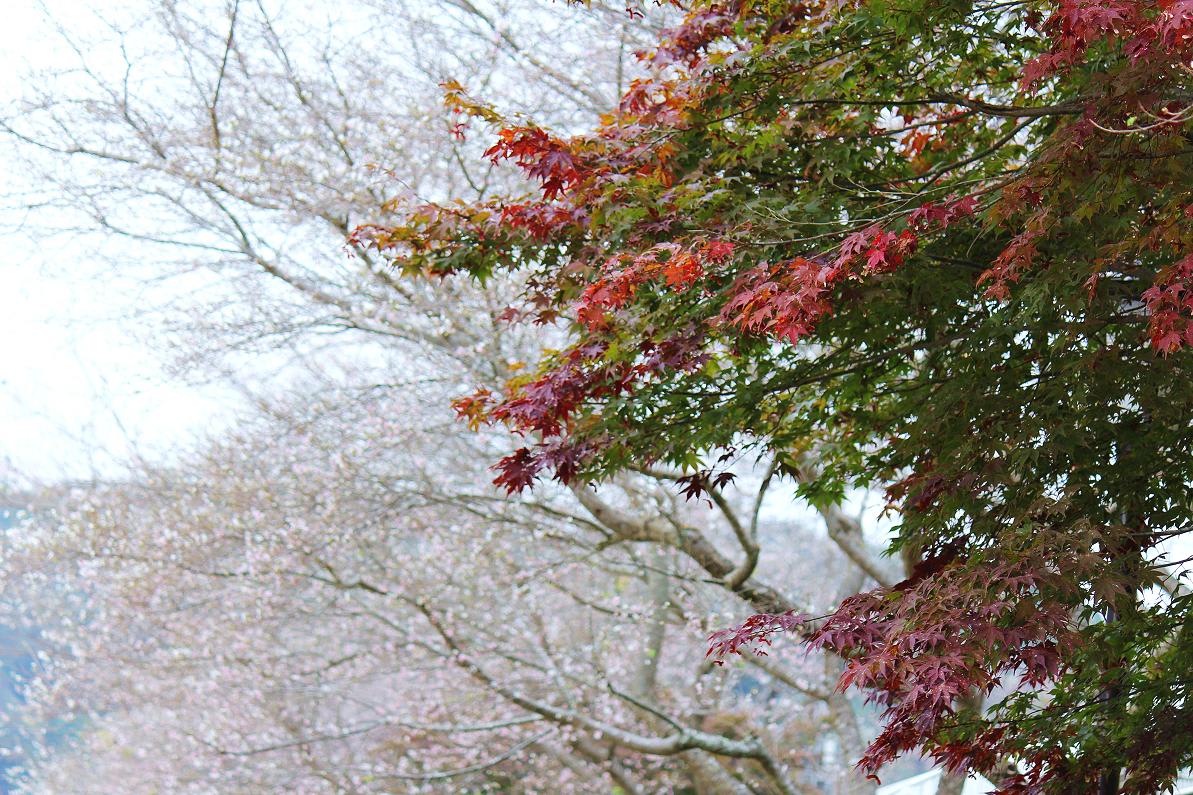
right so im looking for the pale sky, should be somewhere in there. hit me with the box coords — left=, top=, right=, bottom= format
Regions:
left=1, top=1, right=233, bottom=483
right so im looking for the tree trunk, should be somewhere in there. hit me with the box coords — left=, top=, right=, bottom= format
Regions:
left=937, top=772, right=967, bottom=795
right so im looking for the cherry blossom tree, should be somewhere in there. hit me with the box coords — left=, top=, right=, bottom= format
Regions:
left=2, top=375, right=882, bottom=792
left=0, top=1, right=907, bottom=792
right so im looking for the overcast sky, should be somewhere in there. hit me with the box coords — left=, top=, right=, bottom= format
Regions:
left=1, top=1, right=232, bottom=483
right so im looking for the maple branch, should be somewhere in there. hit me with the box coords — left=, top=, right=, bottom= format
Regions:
left=907, top=116, right=1037, bottom=188
left=927, top=92, right=1084, bottom=118
left=788, top=459, right=896, bottom=588
left=1157, top=563, right=1191, bottom=599
left=571, top=485, right=798, bottom=615
left=705, top=480, right=759, bottom=589
left=751, top=456, right=781, bottom=539
left=632, top=466, right=760, bottom=588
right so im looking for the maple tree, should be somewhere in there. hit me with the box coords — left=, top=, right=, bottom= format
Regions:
left=2, top=2, right=903, bottom=793
left=357, top=0, right=1193, bottom=791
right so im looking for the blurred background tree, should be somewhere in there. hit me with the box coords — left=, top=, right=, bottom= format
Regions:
left=0, top=2, right=908, bottom=792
